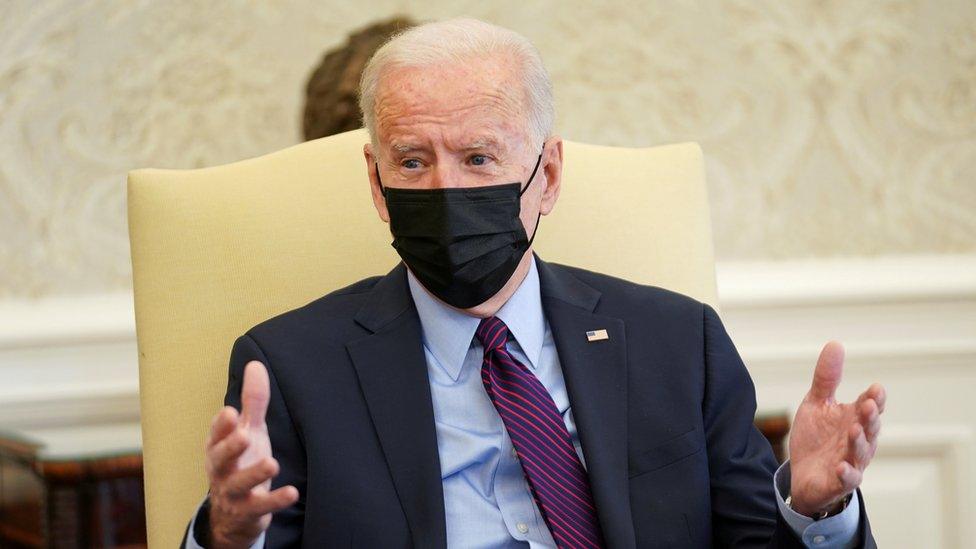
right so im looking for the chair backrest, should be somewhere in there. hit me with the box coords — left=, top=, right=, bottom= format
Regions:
left=127, top=127, right=716, bottom=547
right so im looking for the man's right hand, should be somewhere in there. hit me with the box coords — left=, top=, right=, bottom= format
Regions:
left=205, top=360, right=300, bottom=549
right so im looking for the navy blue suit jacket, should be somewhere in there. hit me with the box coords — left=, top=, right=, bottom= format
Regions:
left=186, top=257, right=874, bottom=548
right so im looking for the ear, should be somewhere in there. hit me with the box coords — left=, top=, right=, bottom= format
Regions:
left=539, top=137, right=563, bottom=216
left=364, top=143, right=390, bottom=223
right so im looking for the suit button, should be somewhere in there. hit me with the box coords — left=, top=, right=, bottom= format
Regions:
left=812, top=535, right=826, bottom=544
left=516, top=522, right=529, bottom=534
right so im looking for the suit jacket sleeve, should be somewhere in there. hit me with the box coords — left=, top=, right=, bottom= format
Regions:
left=701, top=304, right=875, bottom=548
left=182, top=333, right=307, bottom=548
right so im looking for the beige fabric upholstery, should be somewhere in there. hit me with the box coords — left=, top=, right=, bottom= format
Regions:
left=127, top=127, right=717, bottom=548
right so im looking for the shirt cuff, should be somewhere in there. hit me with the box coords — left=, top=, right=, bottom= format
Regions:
left=774, top=460, right=861, bottom=548
left=186, top=497, right=266, bottom=549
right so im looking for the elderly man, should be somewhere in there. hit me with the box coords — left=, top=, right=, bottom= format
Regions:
left=183, top=18, right=884, bottom=549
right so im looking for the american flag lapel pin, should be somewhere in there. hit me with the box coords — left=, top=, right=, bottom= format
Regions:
left=586, top=329, right=609, bottom=342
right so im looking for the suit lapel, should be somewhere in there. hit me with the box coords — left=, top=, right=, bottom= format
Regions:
left=347, top=264, right=447, bottom=549
left=537, top=258, right=637, bottom=549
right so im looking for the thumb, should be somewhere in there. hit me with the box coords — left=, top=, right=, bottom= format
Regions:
left=809, top=341, right=845, bottom=402
left=240, top=360, right=270, bottom=428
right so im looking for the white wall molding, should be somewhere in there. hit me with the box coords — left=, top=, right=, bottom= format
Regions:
left=716, top=255, right=976, bottom=383
left=0, top=254, right=973, bottom=545
left=0, top=292, right=135, bottom=349
left=0, top=254, right=973, bottom=430
left=716, top=254, right=976, bottom=308
left=0, top=292, right=138, bottom=429
left=743, top=339, right=976, bottom=376
left=0, top=381, right=139, bottom=430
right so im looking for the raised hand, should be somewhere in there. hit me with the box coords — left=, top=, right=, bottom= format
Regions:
left=205, top=361, right=300, bottom=549
left=788, top=341, right=886, bottom=517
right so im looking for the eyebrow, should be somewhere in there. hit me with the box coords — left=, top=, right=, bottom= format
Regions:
left=460, top=137, right=504, bottom=152
left=391, top=143, right=425, bottom=154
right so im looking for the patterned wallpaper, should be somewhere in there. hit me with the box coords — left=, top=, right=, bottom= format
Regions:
left=1, top=0, right=974, bottom=298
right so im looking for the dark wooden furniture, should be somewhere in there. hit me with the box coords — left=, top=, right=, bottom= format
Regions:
left=0, top=425, right=146, bottom=549
left=755, top=412, right=792, bottom=463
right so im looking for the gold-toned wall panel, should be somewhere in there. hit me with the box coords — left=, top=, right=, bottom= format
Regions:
left=1, top=0, right=974, bottom=298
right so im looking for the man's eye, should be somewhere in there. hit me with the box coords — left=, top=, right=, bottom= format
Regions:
left=401, top=159, right=422, bottom=170
left=470, top=155, right=490, bottom=166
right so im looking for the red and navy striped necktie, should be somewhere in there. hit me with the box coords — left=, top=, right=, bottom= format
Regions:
left=476, top=316, right=606, bottom=548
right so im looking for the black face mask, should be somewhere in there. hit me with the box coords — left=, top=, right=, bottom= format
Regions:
left=377, top=150, right=544, bottom=309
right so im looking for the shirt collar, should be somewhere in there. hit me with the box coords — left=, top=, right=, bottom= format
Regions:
left=406, top=257, right=546, bottom=382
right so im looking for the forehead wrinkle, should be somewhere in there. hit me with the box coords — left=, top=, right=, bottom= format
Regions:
left=374, top=61, right=533, bottom=152
left=381, top=106, right=519, bottom=151
left=378, top=90, right=523, bottom=128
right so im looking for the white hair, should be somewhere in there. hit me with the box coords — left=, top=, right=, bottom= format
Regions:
left=358, top=18, right=554, bottom=149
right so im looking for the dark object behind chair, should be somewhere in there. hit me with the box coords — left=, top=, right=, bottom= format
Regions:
left=755, top=412, right=791, bottom=463
left=303, top=17, right=416, bottom=141
left=0, top=432, right=146, bottom=549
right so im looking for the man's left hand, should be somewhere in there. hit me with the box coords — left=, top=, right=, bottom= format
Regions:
left=788, top=341, right=886, bottom=518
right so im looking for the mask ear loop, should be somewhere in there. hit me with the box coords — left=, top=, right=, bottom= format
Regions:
left=521, top=147, right=546, bottom=246
left=375, top=163, right=387, bottom=197
left=518, top=150, right=544, bottom=197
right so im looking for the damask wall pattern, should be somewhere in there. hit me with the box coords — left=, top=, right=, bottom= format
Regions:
left=1, top=0, right=973, bottom=298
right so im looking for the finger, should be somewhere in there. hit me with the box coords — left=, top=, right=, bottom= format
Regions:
left=809, top=341, right=845, bottom=402
left=864, top=411, right=882, bottom=443
left=223, top=458, right=279, bottom=498
left=848, top=423, right=870, bottom=468
left=836, top=461, right=862, bottom=493
left=859, top=399, right=881, bottom=439
left=209, top=427, right=250, bottom=478
left=857, top=398, right=881, bottom=431
left=244, top=485, right=300, bottom=518
left=241, top=361, right=271, bottom=428
left=870, top=383, right=886, bottom=414
left=858, top=397, right=878, bottom=421
left=207, top=406, right=239, bottom=450
left=855, top=382, right=883, bottom=406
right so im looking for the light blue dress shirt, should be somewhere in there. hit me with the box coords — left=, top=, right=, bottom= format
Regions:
left=410, top=256, right=578, bottom=547
left=188, top=257, right=860, bottom=548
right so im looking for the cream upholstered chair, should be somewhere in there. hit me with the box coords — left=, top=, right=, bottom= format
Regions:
left=127, top=128, right=717, bottom=548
